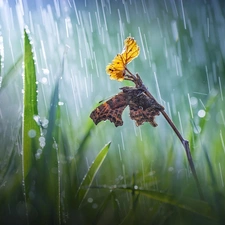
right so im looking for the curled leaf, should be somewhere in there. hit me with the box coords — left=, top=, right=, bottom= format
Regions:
left=106, top=37, right=140, bottom=81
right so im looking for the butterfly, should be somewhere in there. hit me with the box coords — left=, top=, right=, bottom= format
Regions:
left=90, top=86, right=164, bottom=127
left=106, top=37, right=140, bottom=81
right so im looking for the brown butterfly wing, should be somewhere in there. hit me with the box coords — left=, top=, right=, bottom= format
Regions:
left=129, top=104, right=161, bottom=127
left=128, top=90, right=164, bottom=127
left=90, top=92, right=128, bottom=127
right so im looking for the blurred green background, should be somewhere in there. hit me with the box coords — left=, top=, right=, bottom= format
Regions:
left=0, top=0, right=225, bottom=224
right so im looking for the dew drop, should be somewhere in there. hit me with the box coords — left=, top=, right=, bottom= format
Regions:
left=39, top=140, right=46, bottom=148
left=28, top=129, right=36, bottom=138
left=190, top=97, right=198, bottom=106
left=87, top=198, right=93, bottom=203
left=58, top=101, right=64, bottom=106
left=198, top=109, right=206, bottom=118
left=41, top=77, right=48, bottom=84
left=37, top=148, right=42, bottom=154
left=42, top=68, right=50, bottom=75
left=35, top=153, right=41, bottom=160
left=39, top=136, right=45, bottom=142
left=33, top=115, right=41, bottom=125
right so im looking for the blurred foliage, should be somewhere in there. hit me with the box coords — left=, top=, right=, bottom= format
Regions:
left=0, top=0, right=225, bottom=225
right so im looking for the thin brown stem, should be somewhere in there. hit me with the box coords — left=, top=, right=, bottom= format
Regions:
left=161, top=110, right=204, bottom=200
left=160, top=111, right=184, bottom=143
left=128, top=72, right=204, bottom=200
left=125, top=67, right=135, bottom=77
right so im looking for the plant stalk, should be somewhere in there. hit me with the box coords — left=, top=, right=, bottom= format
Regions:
left=124, top=70, right=204, bottom=200
left=161, top=110, right=204, bottom=200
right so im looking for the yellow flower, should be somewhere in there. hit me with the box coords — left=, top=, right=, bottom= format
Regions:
left=106, top=37, right=140, bottom=81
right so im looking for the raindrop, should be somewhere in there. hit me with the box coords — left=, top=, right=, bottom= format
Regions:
left=134, top=185, right=138, bottom=190
left=42, top=68, right=49, bottom=75
left=58, top=101, right=64, bottom=106
left=35, top=152, right=41, bottom=159
left=65, top=17, right=72, bottom=37
left=190, top=97, right=198, bottom=106
left=198, top=109, right=206, bottom=118
left=41, top=77, right=48, bottom=84
left=171, top=20, right=179, bottom=41
left=87, top=198, right=93, bottom=203
left=41, top=118, right=49, bottom=128
left=118, top=144, right=122, bottom=161
left=28, top=129, right=36, bottom=138
left=33, top=115, right=41, bottom=126
left=36, top=148, right=42, bottom=154
left=39, top=140, right=46, bottom=148
left=180, top=0, right=186, bottom=29
left=39, top=137, right=45, bottom=143
left=168, top=167, right=174, bottom=172
left=120, top=131, right=125, bottom=151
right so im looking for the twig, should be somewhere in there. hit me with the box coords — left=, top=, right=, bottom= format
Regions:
left=125, top=69, right=204, bottom=200
left=161, top=110, right=204, bottom=200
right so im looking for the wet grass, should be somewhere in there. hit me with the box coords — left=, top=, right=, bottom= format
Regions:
left=0, top=1, right=225, bottom=225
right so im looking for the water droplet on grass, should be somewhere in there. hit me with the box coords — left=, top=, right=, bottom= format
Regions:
left=28, top=129, right=36, bottom=138
left=198, top=109, right=206, bottom=118
left=87, top=198, right=93, bottom=203
left=190, top=97, right=198, bottom=106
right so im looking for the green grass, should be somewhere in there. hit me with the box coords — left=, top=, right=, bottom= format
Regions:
left=1, top=1, right=225, bottom=225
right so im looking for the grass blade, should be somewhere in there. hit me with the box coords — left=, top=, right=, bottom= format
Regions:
left=75, top=142, right=111, bottom=208
left=22, top=29, right=40, bottom=179
left=39, top=54, right=66, bottom=225
left=22, top=29, right=40, bottom=224
left=116, top=187, right=215, bottom=220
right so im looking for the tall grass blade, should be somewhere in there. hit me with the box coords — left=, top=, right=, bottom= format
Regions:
left=40, top=54, right=66, bottom=225
left=75, top=142, right=111, bottom=208
left=22, top=29, right=40, bottom=224
left=22, top=29, right=40, bottom=179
